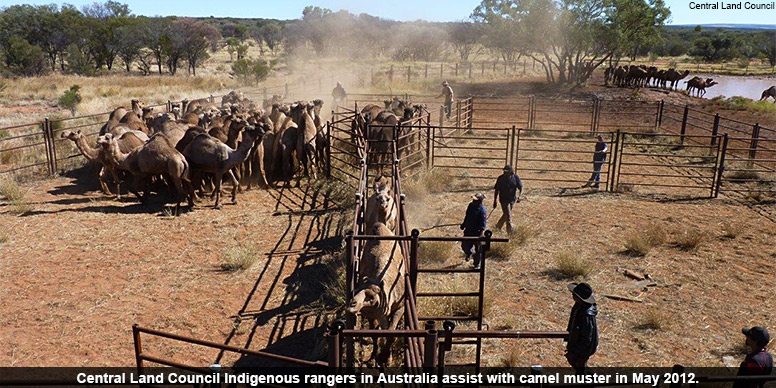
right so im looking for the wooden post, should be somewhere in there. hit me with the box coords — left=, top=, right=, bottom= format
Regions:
left=425, top=64, right=428, bottom=78
left=750, top=123, right=761, bottom=161
left=407, top=65, right=411, bottom=83
left=680, top=105, right=689, bottom=147
left=711, top=114, right=720, bottom=147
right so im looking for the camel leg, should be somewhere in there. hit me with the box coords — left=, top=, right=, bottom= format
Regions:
left=226, top=169, right=239, bottom=204
left=213, top=172, right=224, bottom=209
left=98, top=167, right=111, bottom=195
left=109, top=167, right=121, bottom=200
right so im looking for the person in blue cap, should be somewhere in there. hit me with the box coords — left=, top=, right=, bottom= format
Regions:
left=460, top=193, right=487, bottom=269
left=565, top=282, right=599, bottom=374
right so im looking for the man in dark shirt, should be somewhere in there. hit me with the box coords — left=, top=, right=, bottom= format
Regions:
left=331, top=82, right=347, bottom=108
left=734, top=326, right=773, bottom=388
left=583, top=135, right=608, bottom=189
left=460, top=193, right=487, bottom=269
left=565, top=282, right=599, bottom=374
left=493, top=165, right=523, bottom=234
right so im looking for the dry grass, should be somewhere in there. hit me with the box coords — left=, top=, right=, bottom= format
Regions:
left=615, top=183, right=634, bottom=193
left=418, top=282, right=492, bottom=319
left=635, top=307, right=672, bottom=331
left=499, top=349, right=521, bottom=368
left=319, top=252, right=347, bottom=308
left=0, top=234, right=8, bottom=244
left=674, top=228, right=705, bottom=251
left=727, top=170, right=762, bottom=183
left=418, top=240, right=456, bottom=265
left=623, top=224, right=666, bottom=256
left=549, top=250, right=593, bottom=280
left=488, top=223, right=536, bottom=261
left=720, top=221, right=742, bottom=239
left=220, top=242, right=261, bottom=272
left=0, top=177, right=25, bottom=202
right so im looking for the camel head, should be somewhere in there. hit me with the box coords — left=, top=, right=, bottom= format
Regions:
left=131, top=99, right=144, bottom=112
left=383, top=100, right=391, bottom=109
left=96, top=133, right=116, bottom=151
left=706, top=78, right=718, bottom=87
left=60, top=129, right=83, bottom=141
left=402, top=107, right=414, bottom=121
left=142, top=107, right=154, bottom=120
left=347, top=283, right=384, bottom=315
left=373, top=174, right=391, bottom=193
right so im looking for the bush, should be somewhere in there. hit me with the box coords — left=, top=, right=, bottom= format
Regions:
left=220, top=242, right=260, bottom=271
left=623, top=224, right=666, bottom=256
left=418, top=240, right=455, bottom=264
left=2, top=36, right=50, bottom=77
left=64, top=44, right=96, bottom=76
left=488, top=223, right=536, bottom=261
left=636, top=308, right=671, bottom=331
left=674, top=228, right=704, bottom=251
left=0, top=177, right=25, bottom=202
left=550, top=251, right=593, bottom=280
left=319, top=252, right=347, bottom=308
left=720, top=221, right=742, bottom=239
left=231, top=58, right=273, bottom=86
left=58, top=85, right=82, bottom=117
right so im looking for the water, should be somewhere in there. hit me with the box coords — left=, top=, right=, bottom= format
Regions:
left=689, top=73, right=776, bottom=100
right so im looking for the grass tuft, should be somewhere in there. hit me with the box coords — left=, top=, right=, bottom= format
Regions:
left=674, top=228, right=704, bottom=251
left=549, top=250, right=593, bottom=280
left=499, top=349, right=521, bottom=368
left=403, top=168, right=450, bottom=198
left=615, top=183, right=634, bottom=193
left=319, top=252, right=348, bottom=308
left=623, top=224, right=665, bottom=256
left=0, top=177, right=25, bottom=202
left=488, top=223, right=537, bottom=261
left=635, top=308, right=672, bottom=331
left=720, top=222, right=742, bottom=239
left=220, top=242, right=261, bottom=272
left=0, top=234, right=8, bottom=244
left=418, top=240, right=455, bottom=264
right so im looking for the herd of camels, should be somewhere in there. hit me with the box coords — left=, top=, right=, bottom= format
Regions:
left=60, top=91, right=426, bottom=215
left=605, top=65, right=719, bottom=97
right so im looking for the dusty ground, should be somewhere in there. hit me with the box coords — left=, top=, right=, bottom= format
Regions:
left=0, top=74, right=774, bottom=369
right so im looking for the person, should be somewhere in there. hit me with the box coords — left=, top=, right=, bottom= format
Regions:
left=733, top=326, right=773, bottom=388
left=583, top=135, right=608, bottom=189
left=565, top=282, right=599, bottom=374
left=437, top=81, right=454, bottom=119
left=460, top=193, right=487, bottom=269
left=331, top=81, right=347, bottom=108
left=493, top=165, right=523, bottom=234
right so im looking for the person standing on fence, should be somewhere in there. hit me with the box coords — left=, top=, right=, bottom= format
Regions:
left=331, top=81, right=347, bottom=109
left=460, top=193, right=487, bottom=269
left=493, top=165, right=523, bottom=235
left=583, top=135, right=609, bottom=189
left=437, top=81, right=454, bottom=120
left=733, top=326, right=773, bottom=388
left=565, top=282, right=599, bottom=374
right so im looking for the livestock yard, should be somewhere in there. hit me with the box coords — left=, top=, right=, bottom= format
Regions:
left=1, top=66, right=775, bottom=377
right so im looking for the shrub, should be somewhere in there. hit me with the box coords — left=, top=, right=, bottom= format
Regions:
left=319, top=252, right=347, bottom=308
left=636, top=308, right=671, bottom=331
left=615, top=183, right=634, bottom=193
left=720, top=222, right=741, bottom=239
left=675, top=228, right=704, bottom=251
left=231, top=58, right=274, bottom=86
left=499, top=349, right=520, bottom=368
left=550, top=251, right=593, bottom=280
left=9, top=199, right=34, bottom=215
left=0, top=177, right=24, bottom=202
left=2, top=36, right=50, bottom=77
left=220, top=242, right=260, bottom=271
left=58, top=85, right=82, bottom=117
left=488, top=223, right=536, bottom=261
left=623, top=224, right=665, bottom=256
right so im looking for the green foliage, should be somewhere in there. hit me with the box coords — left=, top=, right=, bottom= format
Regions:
left=58, top=85, right=82, bottom=116
left=231, top=58, right=273, bottom=85
left=710, top=96, right=776, bottom=114
left=64, top=44, right=96, bottom=76
left=1, top=36, right=50, bottom=76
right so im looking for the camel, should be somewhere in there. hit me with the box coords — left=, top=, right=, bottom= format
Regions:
left=686, top=77, right=717, bottom=98
left=182, top=124, right=267, bottom=209
left=243, top=116, right=274, bottom=190
left=346, top=222, right=405, bottom=366
left=613, top=66, right=627, bottom=87
left=270, top=109, right=299, bottom=186
left=99, top=132, right=194, bottom=215
left=365, top=176, right=396, bottom=232
left=291, top=102, right=318, bottom=180
left=99, top=106, right=129, bottom=135
left=626, top=65, right=648, bottom=87
left=665, top=69, right=690, bottom=90
left=761, top=86, right=776, bottom=102
left=61, top=129, right=147, bottom=195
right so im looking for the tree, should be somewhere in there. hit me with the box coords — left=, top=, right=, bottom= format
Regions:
left=58, top=85, right=82, bottom=116
left=254, top=21, right=283, bottom=55
left=447, top=21, right=485, bottom=61
left=758, top=31, right=776, bottom=67
left=1, top=36, right=50, bottom=76
left=170, top=18, right=220, bottom=76
left=231, top=58, right=273, bottom=86
left=472, top=0, right=670, bottom=84
left=114, top=18, right=147, bottom=72
left=226, top=37, right=239, bottom=61
left=144, top=17, right=172, bottom=75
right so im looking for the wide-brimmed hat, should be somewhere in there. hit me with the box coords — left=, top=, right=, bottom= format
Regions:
left=471, top=193, right=485, bottom=201
left=442, top=80, right=449, bottom=86
left=742, top=326, right=771, bottom=348
left=503, top=165, right=513, bottom=172
left=568, top=282, right=596, bottom=304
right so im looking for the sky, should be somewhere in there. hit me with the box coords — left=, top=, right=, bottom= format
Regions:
left=2, top=0, right=776, bottom=26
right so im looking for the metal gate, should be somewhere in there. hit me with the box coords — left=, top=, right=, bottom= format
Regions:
left=430, top=126, right=513, bottom=182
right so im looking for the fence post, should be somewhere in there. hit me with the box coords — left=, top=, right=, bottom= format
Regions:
left=326, top=320, right=344, bottom=369
left=410, top=229, right=419, bottom=293
left=610, top=129, right=621, bottom=192
left=407, top=65, right=411, bottom=83
left=592, top=97, right=600, bottom=133
left=438, top=321, right=455, bottom=380
left=504, top=61, right=507, bottom=74
left=439, top=105, right=444, bottom=127
left=714, top=133, right=728, bottom=198
left=481, top=62, right=485, bottom=76
left=750, top=123, right=760, bottom=162
left=46, top=118, right=58, bottom=175
left=132, top=324, right=145, bottom=377
left=510, top=125, right=517, bottom=167
left=711, top=114, right=720, bottom=148
left=528, top=96, right=535, bottom=129
left=680, top=105, right=689, bottom=148
left=425, top=64, right=428, bottom=78
left=455, top=63, right=458, bottom=77
left=326, top=122, right=332, bottom=178
left=656, top=100, right=664, bottom=131
left=515, top=128, right=521, bottom=168
left=468, top=97, right=474, bottom=130
left=456, top=100, right=461, bottom=128
left=426, top=116, right=432, bottom=169
left=423, top=320, right=438, bottom=369
left=41, top=118, right=53, bottom=176
left=440, top=63, right=443, bottom=78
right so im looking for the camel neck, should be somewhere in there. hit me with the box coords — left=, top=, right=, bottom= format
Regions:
left=108, top=139, right=129, bottom=167
left=73, top=135, right=100, bottom=162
